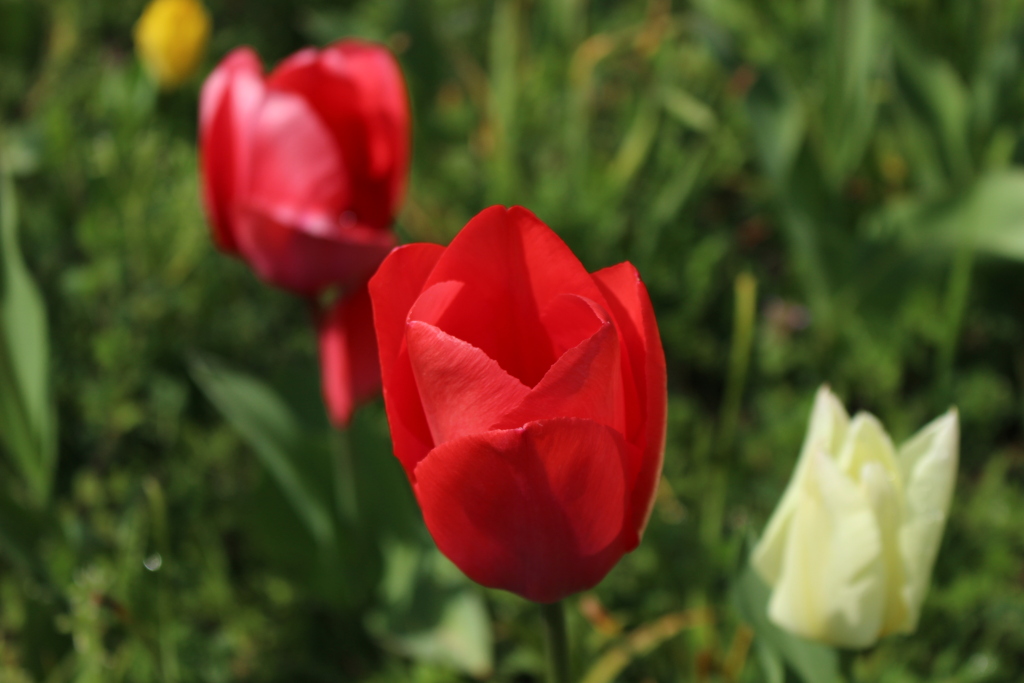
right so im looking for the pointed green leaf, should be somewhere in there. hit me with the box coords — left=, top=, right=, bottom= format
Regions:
left=818, top=0, right=882, bottom=185
left=747, top=76, right=806, bottom=184
left=893, top=36, right=972, bottom=182
left=734, top=565, right=841, bottom=683
left=0, top=170, right=56, bottom=505
left=873, top=170, right=1024, bottom=261
left=367, top=541, right=494, bottom=677
left=661, top=86, right=717, bottom=133
left=189, top=354, right=335, bottom=547
left=608, top=97, right=661, bottom=192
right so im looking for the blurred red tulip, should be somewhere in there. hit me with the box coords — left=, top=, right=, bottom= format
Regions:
left=369, top=206, right=667, bottom=603
left=199, top=40, right=410, bottom=426
left=199, top=40, right=408, bottom=294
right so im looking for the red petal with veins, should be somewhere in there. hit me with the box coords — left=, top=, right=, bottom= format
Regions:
left=593, top=262, right=667, bottom=540
left=370, top=243, right=446, bottom=477
left=406, top=321, right=530, bottom=445
left=414, top=418, right=631, bottom=603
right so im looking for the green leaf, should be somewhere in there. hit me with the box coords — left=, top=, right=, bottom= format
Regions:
left=755, top=640, right=786, bottom=683
left=0, top=169, right=56, bottom=505
left=608, top=97, right=661, bottom=192
left=873, top=170, right=1024, bottom=260
left=893, top=35, right=972, bottom=183
left=189, top=354, right=335, bottom=548
left=660, top=86, right=717, bottom=133
left=367, top=541, right=494, bottom=677
left=0, top=128, right=41, bottom=177
left=818, top=0, right=882, bottom=185
left=733, top=565, right=841, bottom=683
left=747, top=75, right=806, bottom=185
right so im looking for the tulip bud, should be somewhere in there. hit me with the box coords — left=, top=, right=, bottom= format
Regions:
left=752, top=386, right=958, bottom=649
left=134, top=0, right=211, bottom=89
left=369, top=206, right=667, bottom=603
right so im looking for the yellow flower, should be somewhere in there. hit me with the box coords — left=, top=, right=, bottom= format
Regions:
left=751, top=386, right=958, bottom=649
left=133, top=0, right=211, bottom=89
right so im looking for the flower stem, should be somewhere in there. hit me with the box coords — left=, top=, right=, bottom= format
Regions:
left=839, top=648, right=858, bottom=683
left=717, top=271, right=758, bottom=459
left=331, top=427, right=359, bottom=525
left=541, top=601, right=571, bottom=683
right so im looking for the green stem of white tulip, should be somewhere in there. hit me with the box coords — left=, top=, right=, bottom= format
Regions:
left=839, top=649, right=858, bottom=683
left=541, top=601, right=571, bottom=683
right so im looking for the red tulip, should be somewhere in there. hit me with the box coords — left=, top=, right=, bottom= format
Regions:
left=369, top=206, right=667, bottom=603
left=199, top=40, right=410, bottom=425
left=199, top=39, right=408, bottom=293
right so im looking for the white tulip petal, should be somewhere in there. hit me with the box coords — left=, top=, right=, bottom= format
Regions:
left=860, top=461, right=908, bottom=635
left=805, top=385, right=852, bottom=456
left=836, top=413, right=901, bottom=490
left=768, top=450, right=886, bottom=649
left=897, top=408, right=959, bottom=631
left=752, top=386, right=849, bottom=584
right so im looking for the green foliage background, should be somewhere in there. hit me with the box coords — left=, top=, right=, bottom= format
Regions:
left=2, top=0, right=1024, bottom=680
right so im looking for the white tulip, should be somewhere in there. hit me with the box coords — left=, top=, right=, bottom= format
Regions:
left=751, top=385, right=959, bottom=648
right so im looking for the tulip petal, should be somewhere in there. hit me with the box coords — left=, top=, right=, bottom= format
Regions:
left=860, top=461, right=908, bottom=636
left=752, top=386, right=850, bottom=585
left=199, top=47, right=264, bottom=253
left=369, top=243, right=446, bottom=477
left=268, top=41, right=410, bottom=230
left=421, top=206, right=608, bottom=387
left=803, top=386, right=852, bottom=455
left=372, top=244, right=447, bottom=383
left=492, top=298, right=625, bottom=436
left=833, top=413, right=908, bottom=635
left=590, top=264, right=645, bottom=439
left=317, top=284, right=381, bottom=427
left=591, top=261, right=666, bottom=540
left=407, top=280, right=466, bottom=328
left=836, top=413, right=901, bottom=489
left=540, top=293, right=608, bottom=358
left=768, top=450, right=886, bottom=648
left=406, top=321, right=530, bottom=445
left=897, top=409, right=958, bottom=632
left=234, top=209, right=394, bottom=295
left=245, top=91, right=349, bottom=234
left=414, top=418, right=630, bottom=603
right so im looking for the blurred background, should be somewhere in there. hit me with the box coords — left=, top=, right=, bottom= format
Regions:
left=2, top=0, right=1024, bottom=681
